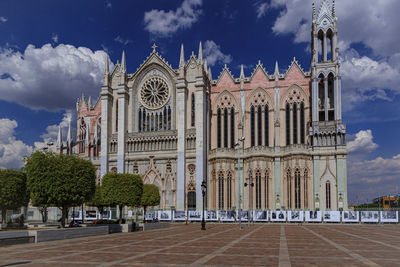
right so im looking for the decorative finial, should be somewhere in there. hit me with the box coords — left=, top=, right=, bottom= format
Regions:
left=179, top=43, right=185, bottom=68
left=198, top=41, right=203, bottom=65
left=152, top=43, right=157, bottom=52
left=240, top=64, right=244, bottom=79
left=121, top=50, right=126, bottom=73
left=274, top=61, right=279, bottom=76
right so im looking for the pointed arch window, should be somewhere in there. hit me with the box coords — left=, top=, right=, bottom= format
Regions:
left=138, top=109, right=142, bottom=132
left=227, top=172, right=232, bottom=209
left=286, top=103, right=290, bottom=146
left=293, top=102, right=298, bottom=144
left=255, top=170, right=262, bottom=209
left=146, top=113, right=150, bottom=132
left=223, top=108, right=228, bottom=148
left=217, top=108, right=221, bottom=148
left=300, top=102, right=305, bottom=144
left=265, top=171, right=269, bottom=209
left=218, top=172, right=224, bottom=210
left=287, top=170, right=291, bottom=209
left=257, top=106, right=262, bottom=146
left=167, top=106, right=171, bottom=130
left=304, top=169, right=308, bottom=209
left=295, top=169, right=301, bottom=209
left=264, top=105, right=269, bottom=147
left=326, top=181, right=331, bottom=209
left=191, top=92, right=195, bottom=127
left=230, top=107, right=235, bottom=148
left=251, top=106, right=255, bottom=147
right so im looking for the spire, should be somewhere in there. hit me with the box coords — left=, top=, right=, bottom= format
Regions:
left=274, top=61, right=279, bottom=75
left=198, top=41, right=203, bottom=65
left=104, top=54, right=109, bottom=75
left=81, top=93, right=86, bottom=107
left=204, top=59, right=208, bottom=74
left=57, top=125, right=62, bottom=148
left=240, top=64, right=244, bottom=79
left=179, top=43, right=185, bottom=68
left=88, top=96, right=92, bottom=109
left=312, top=2, right=315, bottom=21
left=121, top=50, right=126, bottom=73
left=66, top=119, right=72, bottom=146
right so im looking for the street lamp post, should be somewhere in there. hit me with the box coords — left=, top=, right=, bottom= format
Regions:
left=201, top=180, right=207, bottom=230
left=244, top=177, right=254, bottom=226
left=235, top=136, right=245, bottom=230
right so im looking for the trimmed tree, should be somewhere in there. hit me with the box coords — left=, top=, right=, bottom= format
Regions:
left=141, top=184, right=160, bottom=222
left=0, top=169, right=30, bottom=224
left=86, top=185, right=107, bottom=220
left=25, top=151, right=96, bottom=228
left=102, top=173, right=143, bottom=223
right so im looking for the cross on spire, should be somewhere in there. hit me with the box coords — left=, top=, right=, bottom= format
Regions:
left=152, top=43, right=157, bottom=52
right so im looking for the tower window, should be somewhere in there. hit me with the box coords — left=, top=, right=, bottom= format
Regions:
left=191, top=93, right=195, bottom=127
left=264, top=105, right=269, bottom=147
left=224, top=108, right=228, bottom=148
left=251, top=106, right=255, bottom=147
left=300, top=102, right=305, bottom=144
left=256, top=170, right=261, bottom=209
left=217, top=108, right=221, bottom=148
left=227, top=172, right=232, bottom=209
left=257, top=105, right=262, bottom=146
left=286, top=103, right=290, bottom=146
left=293, top=102, right=297, bottom=144
left=218, top=172, right=224, bottom=210
left=230, top=107, right=235, bottom=148
left=295, top=169, right=301, bottom=209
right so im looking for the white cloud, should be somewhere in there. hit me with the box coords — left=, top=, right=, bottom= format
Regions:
left=0, top=43, right=110, bottom=111
left=0, top=118, right=32, bottom=169
left=105, top=0, right=112, bottom=8
left=143, top=0, right=202, bottom=37
left=203, top=40, right=232, bottom=66
left=347, top=129, right=378, bottom=154
left=52, top=33, right=58, bottom=43
left=114, top=36, right=132, bottom=45
left=40, top=110, right=74, bottom=144
left=254, top=1, right=269, bottom=19
left=0, top=17, right=7, bottom=23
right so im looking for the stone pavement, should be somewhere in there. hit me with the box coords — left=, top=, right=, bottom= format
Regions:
left=0, top=224, right=399, bottom=266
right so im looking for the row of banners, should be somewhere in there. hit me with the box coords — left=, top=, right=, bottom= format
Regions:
left=145, top=210, right=399, bottom=223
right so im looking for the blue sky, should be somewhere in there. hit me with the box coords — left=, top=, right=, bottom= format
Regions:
left=0, top=0, right=399, bottom=204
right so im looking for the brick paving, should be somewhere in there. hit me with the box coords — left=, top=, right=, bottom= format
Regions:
left=0, top=224, right=399, bottom=266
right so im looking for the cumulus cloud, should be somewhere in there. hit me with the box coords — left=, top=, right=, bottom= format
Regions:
left=143, top=0, right=202, bottom=37
left=0, top=118, right=32, bottom=169
left=40, top=110, right=75, bottom=144
left=347, top=129, right=378, bottom=154
left=254, top=1, right=269, bottom=19
left=0, top=17, right=7, bottom=23
left=0, top=43, right=110, bottom=111
left=203, top=40, right=232, bottom=66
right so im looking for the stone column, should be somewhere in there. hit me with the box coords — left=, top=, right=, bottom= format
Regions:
left=195, top=76, right=206, bottom=210
left=323, top=33, right=327, bottom=62
left=100, top=88, right=112, bottom=180
left=117, top=89, right=127, bottom=173
left=273, top=158, right=281, bottom=209
left=312, top=78, right=319, bottom=122
left=176, top=78, right=187, bottom=210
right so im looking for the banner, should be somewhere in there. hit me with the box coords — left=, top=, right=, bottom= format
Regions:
left=173, top=210, right=186, bottom=221
left=188, top=210, right=202, bottom=221
left=342, top=211, right=359, bottom=223
left=270, top=211, right=286, bottom=222
left=220, top=210, right=236, bottom=222
left=323, top=211, right=341, bottom=222
left=305, top=211, right=322, bottom=222
left=145, top=210, right=157, bottom=221
left=360, top=211, right=379, bottom=223
left=158, top=210, right=171, bottom=221
left=380, top=211, right=398, bottom=223
left=288, top=211, right=304, bottom=222
left=206, top=210, right=218, bottom=221
left=253, top=210, right=268, bottom=222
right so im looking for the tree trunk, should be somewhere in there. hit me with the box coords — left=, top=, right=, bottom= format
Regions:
left=61, top=206, right=67, bottom=228
left=1, top=207, right=6, bottom=224
left=99, top=206, right=104, bottom=220
left=119, top=205, right=123, bottom=224
left=143, top=206, right=147, bottom=223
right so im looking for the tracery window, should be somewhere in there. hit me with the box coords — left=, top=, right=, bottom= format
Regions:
left=255, top=170, right=262, bottom=209
left=286, top=103, right=290, bottom=146
left=217, top=108, right=221, bottom=148
left=191, top=93, right=195, bottom=127
left=227, top=172, right=232, bottom=209
left=230, top=107, right=235, bottom=148
left=295, top=169, right=301, bottom=209
left=300, top=102, right=305, bottom=144
left=139, top=76, right=170, bottom=109
left=287, top=169, right=291, bottom=209
left=79, top=118, right=86, bottom=153
left=293, top=102, right=298, bottom=144
left=224, top=108, right=228, bottom=148
left=251, top=106, right=255, bottom=147
left=264, top=105, right=269, bottom=147
left=257, top=106, right=262, bottom=146
left=326, top=181, right=331, bottom=209
left=218, top=172, right=224, bottom=210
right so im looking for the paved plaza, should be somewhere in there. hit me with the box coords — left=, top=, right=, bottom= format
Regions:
left=0, top=224, right=399, bottom=266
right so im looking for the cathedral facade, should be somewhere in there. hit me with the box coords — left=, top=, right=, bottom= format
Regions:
left=66, top=1, right=348, bottom=211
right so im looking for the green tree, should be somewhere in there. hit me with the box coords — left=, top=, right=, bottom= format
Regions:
left=102, top=173, right=143, bottom=223
left=141, top=184, right=160, bottom=222
left=0, top=169, right=30, bottom=224
left=25, top=151, right=96, bottom=227
left=86, top=185, right=107, bottom=219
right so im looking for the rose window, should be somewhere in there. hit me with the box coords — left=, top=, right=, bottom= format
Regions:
left=140, top=76, right=170, bottom=109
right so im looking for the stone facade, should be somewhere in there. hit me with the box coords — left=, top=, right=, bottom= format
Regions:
left=60, top=0, right=347, bottom=211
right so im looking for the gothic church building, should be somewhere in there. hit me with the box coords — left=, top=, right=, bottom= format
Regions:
left=65, top=1, right=347, bottom=211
